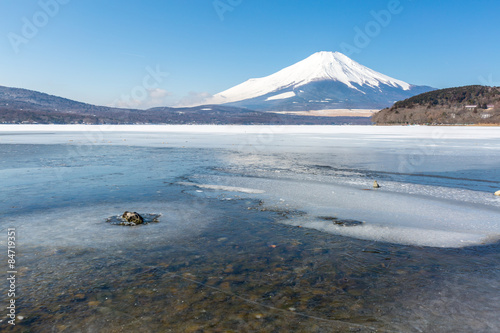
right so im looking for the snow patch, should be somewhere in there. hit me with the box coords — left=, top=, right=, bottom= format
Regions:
left=265, top=91, right=296, bottom=101
left=177, top=181, right=265, bottom=194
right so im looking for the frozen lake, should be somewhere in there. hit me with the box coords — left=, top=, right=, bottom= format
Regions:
left=1, top=125, right=500, bottom=332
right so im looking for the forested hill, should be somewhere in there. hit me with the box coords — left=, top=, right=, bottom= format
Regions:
left=373, top=85, right=500, bottom=125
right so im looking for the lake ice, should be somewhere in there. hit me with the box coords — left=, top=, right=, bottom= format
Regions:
left=2, top=125, right=499, bottom=248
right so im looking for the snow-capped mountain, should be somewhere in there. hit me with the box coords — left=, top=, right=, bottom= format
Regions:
left=206, top=51, right=434, bottom=111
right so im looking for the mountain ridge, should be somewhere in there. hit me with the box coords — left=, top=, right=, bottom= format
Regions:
left=0, top=85, right=370, bottom=125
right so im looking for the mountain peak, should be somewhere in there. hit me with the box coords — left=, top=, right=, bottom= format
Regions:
left=308, top=50, right=349, bottom=61
left=204, top=51, right=433, bottom=110
left=289, top=51, right=411, bottom=91
left=302, top=51, right=353, bottom=70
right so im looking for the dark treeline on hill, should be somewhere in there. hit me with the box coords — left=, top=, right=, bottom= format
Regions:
left=372, top=86, right=500, bottom=125
left=0, top=105, right=371, bottom=125
left=0, top=86, right=371, bottom=125
left=373, top=85, right=500, bottom=125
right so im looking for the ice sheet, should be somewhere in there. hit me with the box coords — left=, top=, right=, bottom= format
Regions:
left=2, top=200, right=219, bottom=249
left=177, top=181, right=265, bottom=194
left=1, top=125, right=500, bottom=248
left=183, top=174, right=500, bottom=248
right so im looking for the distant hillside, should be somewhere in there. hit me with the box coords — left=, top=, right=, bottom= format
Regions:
left=0, top=85, right=370, bottom=125
left=0, top=85, right=146, bottom=124
left=373, top=85, right=500, bottom=125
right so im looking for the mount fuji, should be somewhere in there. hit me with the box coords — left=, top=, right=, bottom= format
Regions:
left=204, top=51, right=434, bottom=111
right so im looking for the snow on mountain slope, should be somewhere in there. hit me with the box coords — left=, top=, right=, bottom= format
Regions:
left=265, top=91, right=296, bottom=101
left=209, top=51, right=412, bottom=105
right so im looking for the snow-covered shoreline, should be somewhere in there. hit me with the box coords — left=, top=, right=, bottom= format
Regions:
left=1, top=124, right=500, bottom=139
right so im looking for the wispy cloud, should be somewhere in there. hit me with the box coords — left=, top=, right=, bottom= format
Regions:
left=110, top=88, right=172, bottom=109
left=176, top=91, right=213, bottom=107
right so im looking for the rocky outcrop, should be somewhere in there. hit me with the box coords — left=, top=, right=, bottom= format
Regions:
left=106, top=212, right=160, bottom=226
left=122, top=211, right=144, bottom=225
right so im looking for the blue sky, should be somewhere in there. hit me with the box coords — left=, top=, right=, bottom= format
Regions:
left=0, top=0, right=499, bottom=108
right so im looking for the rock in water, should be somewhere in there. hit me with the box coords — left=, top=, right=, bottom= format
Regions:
left=122, top=211, right=144, bottom=225
left=106, top=213, right=161, bottom=226
left=373, top=181, right=380, bottom=189
left=495, top=191, right=500, bottom=196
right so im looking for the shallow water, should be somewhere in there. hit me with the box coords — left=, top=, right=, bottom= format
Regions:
left=1, top=125, right=500, bottom=332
